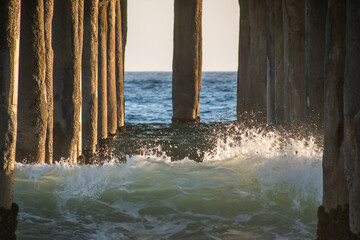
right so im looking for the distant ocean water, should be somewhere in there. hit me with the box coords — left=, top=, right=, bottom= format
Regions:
left=14, top=72, right=322, bottom=239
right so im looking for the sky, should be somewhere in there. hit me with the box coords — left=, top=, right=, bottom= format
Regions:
left=125, top=0, right=240, bottom=72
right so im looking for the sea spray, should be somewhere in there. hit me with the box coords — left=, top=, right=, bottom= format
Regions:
left=14, top=124, right=322, bottom=239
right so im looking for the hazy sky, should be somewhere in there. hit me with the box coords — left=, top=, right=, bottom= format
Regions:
left=125, top=0, right=240, bottom=71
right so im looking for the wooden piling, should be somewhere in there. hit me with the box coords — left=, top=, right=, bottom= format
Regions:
left=82, top=0, right=99, bottom=156
left=0, top=0, right=21, bottom=237
left=172, top=0, right=202, bottom=122
left=17, top=0, right=48, bottom=163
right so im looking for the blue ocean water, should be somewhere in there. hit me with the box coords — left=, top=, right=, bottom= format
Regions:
left=124, top=72, right=237, bottom=123
left=14, top=72, right=322, bottom=239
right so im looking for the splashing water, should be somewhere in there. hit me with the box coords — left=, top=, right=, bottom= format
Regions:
left=14, top=123, right=322, bottom=240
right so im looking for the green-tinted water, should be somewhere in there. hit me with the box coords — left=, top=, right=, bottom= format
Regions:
left=15, top=123, right=322, bottom=239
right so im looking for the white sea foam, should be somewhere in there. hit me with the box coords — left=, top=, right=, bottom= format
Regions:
left=14, top=127, right=322, bottom=239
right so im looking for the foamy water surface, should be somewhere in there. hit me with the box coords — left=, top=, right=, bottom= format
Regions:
left=14, top=126, right=322, bottom=240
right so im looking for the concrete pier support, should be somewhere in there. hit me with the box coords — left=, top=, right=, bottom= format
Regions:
left=172, top=0, right=202, bottom=122
left=282, top=0, right=305, bottom=124
left=82, top=0, right=99, bottom=156
left=116, top=0, right=125, bottom=131
left=44, top=0, right=54, bottom=164
left=107, top=0, right=117, bottom=136
left=0, top=0, right=20, bottom=237
left=17, top=0, right=48, bottom=163
left=53, top=0, right=82, bottom=163
left=344, top=0, right=360, bottom=234
left=304, top=0, right=327, bottom=126
left=98, top=1, right=108, bottom=141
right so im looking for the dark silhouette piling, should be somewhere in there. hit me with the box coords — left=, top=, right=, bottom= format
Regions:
left=282, top=0, right=305, bottom=125
left=172, top=0, right=202, bottom=122
left=304, top=0, right=327, bottom=126
left=237, top=0, right=250, bottom=117
left=344, top=0, right=360, bottom=233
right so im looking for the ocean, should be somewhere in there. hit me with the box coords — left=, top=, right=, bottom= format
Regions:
left=14, top=72, right=323, bottom=239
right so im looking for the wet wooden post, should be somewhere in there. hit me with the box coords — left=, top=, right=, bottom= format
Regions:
left=98, top=1, right=109, bottom=148
left=82, top=0, right=99, bottom=157
left=282, top=0, right=305, bottom=125
left=237, top=0, right=250, bottom=118
left=273, top=0, right=284, bottom=125
left=107, top=0, right=118, bottom=136
left=237, top=0, right=267, bottom=121
left=116, top=0, right=125, bottom=132
left=172, top=0, right=202, bottom=122
left=266, top=0, right=276, bottom=124
left=44, top=0, right=54, bottom=164
left=249, top=0, right=267, bottom=120
left=344, top=0, right=360, bottom=234
left=317, top=1, right=348, bottom=238
left=53, top=0, right=82, bottom=163
left=304, top=0, right=327, bottom=126
left=17, top=0, right=48, bottom=163
left=0, top=0, right=21, bottom=237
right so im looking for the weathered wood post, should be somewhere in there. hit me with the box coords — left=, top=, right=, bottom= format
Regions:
left=249, top=0, right=267, bottom=120
left=0, top=0, right=21, bottom=237
left=120, top=0, right=127, bottom=60
left=317, top=1, right=349, bottom=239
left=304, top=0, right=327, bottom=126
left=17, top=0, right=48, bottom=163
left=172, top=0, right=202, bottom=122
left=344, top=0, right=360, bottom=234
left=282, top=0, right=305, bottom=124
left=82, top=0, right=99, bottom=158
left=98, top=0, right=109, bottom=148
left=273, top=0, right=284, bottom=125
left=116, top=0, right=125, bottom=132
left=53, top=0, right=82, bottom=163
left=237, top=0, right=267, bottom=121
left=44, top=0, right=54, bottom=164
left=237, top=0, right=250, bottom=118
left=266, top=0, right=276, bottom=124
left=107, top=0, right=117, bottom=136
